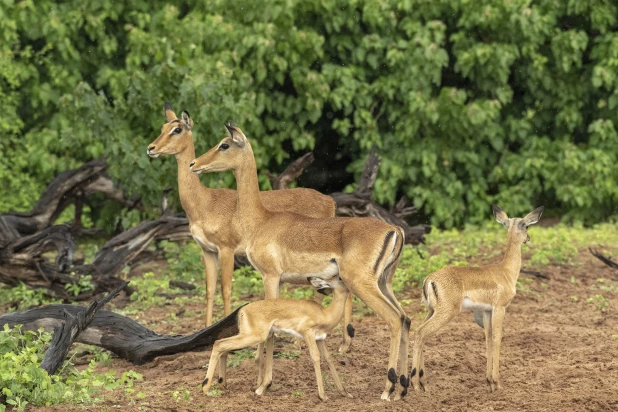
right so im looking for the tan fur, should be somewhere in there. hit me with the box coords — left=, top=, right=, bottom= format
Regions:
left=191, top=125, right=410, bottom=401
left=411, top=205, right=544, bottom=393
left=147, top=104, right=335, bottom=384
left=202, top=277, right=353, bottom=401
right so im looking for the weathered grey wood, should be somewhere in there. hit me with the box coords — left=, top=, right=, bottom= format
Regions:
left=40, top=281, right=129, bottom=374
left=1, top=303, right=245, bottom=365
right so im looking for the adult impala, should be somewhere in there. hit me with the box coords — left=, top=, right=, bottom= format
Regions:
left=147, top=104, right=340, bottom=382
left=190, top=123, right=410, bottom=401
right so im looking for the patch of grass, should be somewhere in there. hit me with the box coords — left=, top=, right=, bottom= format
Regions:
left=171, top=389, right=193, bottom=402
left=226, top=348, right=255, bottom=368
left=290, top=390, right=303, bottom=398
left=0, top=283, right=61, bottom=312
left=587, top=294, right=609, bottom=312
left=276, top=350, right=300, bottom=359
left=395, top=223, right=618, bottom=293
left=0, top=325, right=142, bottom=411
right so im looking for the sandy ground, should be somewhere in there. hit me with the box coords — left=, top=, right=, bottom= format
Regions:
left=35, top=250, right=618, bottom=412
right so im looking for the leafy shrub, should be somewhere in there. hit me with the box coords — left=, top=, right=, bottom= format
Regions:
left=0, top=325, right=142, bottom=410
left=3, top=0, right=618, bottom=227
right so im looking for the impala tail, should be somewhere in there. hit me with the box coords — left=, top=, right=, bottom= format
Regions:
left=193, top=304, right=247, bottom=350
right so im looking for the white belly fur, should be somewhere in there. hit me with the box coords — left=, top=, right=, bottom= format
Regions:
left=461, top=297, right=493, bottom=312
left=280, top=261, right=339, bottom=284
left=272, top=327, right=328, bottom=341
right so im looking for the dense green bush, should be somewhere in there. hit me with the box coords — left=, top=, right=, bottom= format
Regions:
left=2, top=0, right=618, bottom=227
left=0, top=325, right=142, bottom=410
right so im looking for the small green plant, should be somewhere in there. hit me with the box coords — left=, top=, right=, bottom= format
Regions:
left=276, top=350, right=300, bottom=359
left=290, top=390, right=303, bottom=398
left=587, top=294, right=610, bottom=312
left=0, top=325, right=142, bottom=410
left=226, top=348, right=255, bottom=368
left=171, top=389, right=192, bottom=402
left=0, top=283, right=61, bottom=312
left=65, top=275, right=95, bottom=296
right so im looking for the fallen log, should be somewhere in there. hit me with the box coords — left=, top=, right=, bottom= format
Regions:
left=0, top=216, right=190, bottom=300
left=1, top=303, right=244, bottom=365
left=40, top=281, right=129, bottom=375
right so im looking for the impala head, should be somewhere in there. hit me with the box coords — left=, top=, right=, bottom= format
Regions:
left=308, top=276, right=347, bottom=296
left=147, top=102, right=195, bottom=158
left=492, top=205, right=544, bottom=244
left=190, top=123, right=248, bottom=174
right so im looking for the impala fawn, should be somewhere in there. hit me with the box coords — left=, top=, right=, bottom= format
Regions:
left=201, top=276, right=353, bottom=401
left=410, top=205, right=543, bottom=393
left=190, top=124, right=410, bottom=401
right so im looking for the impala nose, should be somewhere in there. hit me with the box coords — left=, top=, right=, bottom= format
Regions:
left=148, top=145, right=155, bottom=152
left=189, top=161, right=196, bottom=168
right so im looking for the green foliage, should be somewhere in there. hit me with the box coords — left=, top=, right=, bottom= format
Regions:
left=0, top=325, right=142, bottom=410
left=396, top=222, right=618, bottom=289
left=0, top=283, right=61, bottom=312
left=3, top=0, right=618, bottom=227
left=225, top=348, right=255, bottom=368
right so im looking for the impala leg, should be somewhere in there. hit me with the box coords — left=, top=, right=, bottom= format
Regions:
left=348, top=281, right=404, bottom=401
left=201, top=251, right=219, bottom=327
left=490, top=307, right=506, bottom=392
left=255, top=276, right=280, bottom=396
left=393, top=312, right=412, bottom=400
left=303, top=333, right=328, bottom=401
left=318, top=340, right=352, bottom=398
left=482, top=310, right=494, bottom=390
left=202, top=334, right=264, bottom=395
left=417, top=307, right=433, bottom=388
left=411, top=306, right=456, bottom=393
left=217, top=248, right=236, bottom=386
left=339, top=293, right=354, bottom=353
left=256, top=341, right=265, bottom=387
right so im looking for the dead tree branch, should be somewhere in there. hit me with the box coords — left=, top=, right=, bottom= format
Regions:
left=40, top=281, right=129, bottom=375
left=269, top=152, right=315, bottom=190
left=1, top=303, right=244, bottom=365
left=331, top=145, right=430, bottom=245
left=590, top=248, right=618, bottom=270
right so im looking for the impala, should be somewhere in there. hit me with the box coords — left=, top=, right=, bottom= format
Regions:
left=190, top=123, right=410, bottom=400
left=410, top=205, right=543, bottom=393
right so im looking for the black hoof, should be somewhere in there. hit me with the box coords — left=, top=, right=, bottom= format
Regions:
left=419, top=369, right=424, bottom=378
left=218, top=377, right=224, bottom=384
left=410, top=368, right=416, bottom=377
left=347, top=324, right=355, bottom=338
left=201, top=378, right=209, bottom=387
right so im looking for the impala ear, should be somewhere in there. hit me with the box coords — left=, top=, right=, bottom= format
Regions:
left=181, top=111, right=193, bottom=130
left=492, top=204, right=510, bottom=229
left=224, top=122, right=246, bottom=147
left=163, top=102, right=177, bottom=121
left=522, top=206, right=544, bottom=227
left=308, top=277, right=329, bottom=289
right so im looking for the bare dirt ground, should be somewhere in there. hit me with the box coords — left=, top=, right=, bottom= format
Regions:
left=37, top=249, right=618, bottom=412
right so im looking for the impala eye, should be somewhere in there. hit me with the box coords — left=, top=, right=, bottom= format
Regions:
left=173, top=127, right=182, bottom=134
left=219, top=143, right=230, bottom=151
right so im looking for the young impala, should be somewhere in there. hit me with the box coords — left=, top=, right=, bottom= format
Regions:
left=410, top=205, right=543, bottom=393
left=201, top=276, right=353, bottom=401
left=190, top=123, right=410, bottom=401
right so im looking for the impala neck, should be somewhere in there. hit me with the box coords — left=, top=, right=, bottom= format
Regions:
left=501, top=229, right=523, bottom=286
left=323, top=288, right=350, bottom=328
left=175, top=137, right=208, bottom=220
left=233, top=143, right=268, bottom=233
